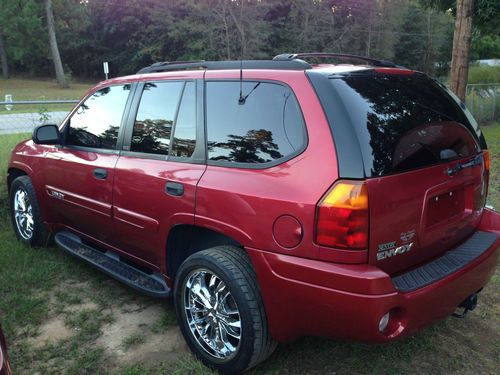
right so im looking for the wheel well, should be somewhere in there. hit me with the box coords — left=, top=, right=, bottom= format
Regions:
left=7, top=168, right=27, bottom=195
left=166, top=225, right=242, bottom=278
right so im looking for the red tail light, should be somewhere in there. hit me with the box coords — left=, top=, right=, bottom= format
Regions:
left=484, top=150, right=490, bottom=176
left=315, top=180, right=369, bottom=250
left=484, top=150, right=490, bottom=199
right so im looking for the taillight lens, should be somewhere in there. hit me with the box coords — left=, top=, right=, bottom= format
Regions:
left=484, top=150, right=490, bottom=175
left=315, top=180, right=369, bottom=249
left=484, top=150, right=490, bottom=198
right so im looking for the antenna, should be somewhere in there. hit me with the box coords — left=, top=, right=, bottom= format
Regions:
left=238, top=60, right=245, bottom=105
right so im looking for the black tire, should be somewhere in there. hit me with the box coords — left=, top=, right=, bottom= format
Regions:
left=174, top=246, right=276, bottom=374
left=9, top=176, right=48, bottom=247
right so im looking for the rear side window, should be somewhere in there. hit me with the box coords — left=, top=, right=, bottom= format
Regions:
left=329, top=73, right=481, bottom=177
left=131, top=82, right=184, bottom=155
left=206, top=81, right=306, bottom=165
left=67, top=84, right=131, bottom=149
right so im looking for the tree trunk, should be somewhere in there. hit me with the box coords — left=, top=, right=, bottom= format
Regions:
left=449, top=0, right=474, bottom=101
left=0, top=28, right=9, bottom=79
left=45, top=0, right=68, bottom=88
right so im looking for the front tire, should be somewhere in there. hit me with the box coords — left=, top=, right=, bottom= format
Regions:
left=10, top=176, right=47, bottom=247
left=174, top=246, right=276, bottom=374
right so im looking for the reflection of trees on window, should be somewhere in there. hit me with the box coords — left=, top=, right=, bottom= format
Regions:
left=171, top=137, right=195, bottom=157
left=131, top=119, right=172, bottom=155
left=333, top=75, right=472, bottom=176
left=208, top=129, right=282, bottom=163
left=94, top=87, right=111, bottom=97
left=99, top=125, right=119, bottom=148
left=76, top=103, right=89, bottom=115
left=67, top=84, right=130, bottom=150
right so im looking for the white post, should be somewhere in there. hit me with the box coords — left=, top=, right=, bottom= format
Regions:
left=103, top=61, right=109, bottom=80
left=5, top=94, right=12, bottom=111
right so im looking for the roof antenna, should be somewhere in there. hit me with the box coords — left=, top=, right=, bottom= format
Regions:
left=238, top=59, right=245, bottom=105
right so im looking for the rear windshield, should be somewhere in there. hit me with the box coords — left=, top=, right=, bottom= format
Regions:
left=329, top=73, right=482, bottom=177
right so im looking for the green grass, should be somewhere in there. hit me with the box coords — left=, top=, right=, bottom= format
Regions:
left=0, top=78, right=95, bottom=114
left=484, top=124, right=500, bottom=208
left=0, top=128, right=499, bottom=374
left=468, top=65, right=500, bottom=85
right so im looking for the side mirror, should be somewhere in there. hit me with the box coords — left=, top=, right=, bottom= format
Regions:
left=32, top=124, right=61, bottom=145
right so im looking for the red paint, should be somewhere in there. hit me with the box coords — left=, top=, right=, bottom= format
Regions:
left=112, top=156, right=206, bottom=266
left=272, top=215, right=303, bottom=248
left=247, top=210, right=499, bottom=342
left=7, top=66, right=499, bottom=346
left=0, top=324, right=11, bottom=375
left=367, top=154, right=485, bottom=274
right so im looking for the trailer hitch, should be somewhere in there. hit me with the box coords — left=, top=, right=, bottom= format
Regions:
left=452, top=293, right=478, bottom=318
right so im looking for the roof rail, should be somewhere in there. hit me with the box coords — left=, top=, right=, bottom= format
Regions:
left=273, top=53, right=400, bottom=68
left=137, top=59, right=311, bottom=74
left=137, top=60, right=207, bottom=74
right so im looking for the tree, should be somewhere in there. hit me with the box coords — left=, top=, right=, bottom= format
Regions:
left=45, top=0, right=67, bottom=87
left=421, top=0, right=500, bottom=99
left=0, top=28, right=8, bottom=78
left=449, top=0, right=474, bottom=101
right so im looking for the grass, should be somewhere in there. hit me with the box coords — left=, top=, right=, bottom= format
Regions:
left=0, top=126, right=499, bottom=374
left=468, top=65, right=500, bottom=85
left=0, top=78, right=95, bottom=114
left=484, top=124, right=500, bottom=208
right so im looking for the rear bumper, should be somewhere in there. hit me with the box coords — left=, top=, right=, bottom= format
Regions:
left=247, top=209, right=500, bottom=343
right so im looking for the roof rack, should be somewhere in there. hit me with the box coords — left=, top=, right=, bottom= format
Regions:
left=136, top=59, right=311, bottom=74
left=273, top=53, right=399, bottom=68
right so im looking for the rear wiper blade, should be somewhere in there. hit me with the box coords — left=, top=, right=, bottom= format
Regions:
left=447, top=154, right=482, bottom=176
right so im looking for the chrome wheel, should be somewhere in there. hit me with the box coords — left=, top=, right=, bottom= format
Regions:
left=183, top=269, right=241, bottom=361
left=13, top=188, right=34, bottom=240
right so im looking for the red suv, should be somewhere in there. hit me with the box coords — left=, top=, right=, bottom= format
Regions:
left=7, top=54, right=499, bottom=373
left=0, top=324, right=11, bottom=375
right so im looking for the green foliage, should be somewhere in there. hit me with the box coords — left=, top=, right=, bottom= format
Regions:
left=420, top=0, right=500, bottom=33
left=393, top=3, right=454, bottom=75
left=0, top=0, right=465, bottom=79
left=471, top=34, right=500, bottom=59
left=0, top=0, right=48, bottom=75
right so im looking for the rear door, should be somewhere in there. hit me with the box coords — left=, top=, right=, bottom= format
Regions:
left=326, top=71, right=488, bottom=274
left=43, top=83, right=132, bottom=244
left=111, top=79, right=206, bottom=268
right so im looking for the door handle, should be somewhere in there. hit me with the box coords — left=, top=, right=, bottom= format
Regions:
left=165, top=182, right=184, bottom=196
left=93, top=168, right=108, bottom=180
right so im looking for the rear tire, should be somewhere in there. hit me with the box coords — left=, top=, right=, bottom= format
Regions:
left=174, top=246, right=276, bottom=374
left=10, top=176, right=48, bottom=247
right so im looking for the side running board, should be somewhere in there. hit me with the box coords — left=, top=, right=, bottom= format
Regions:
left=54, top=231, right=170, bottom=298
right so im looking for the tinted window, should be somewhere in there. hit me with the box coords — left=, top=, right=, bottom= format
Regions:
left=131, top=82, right=184, bottom=155
left=171, top=82, right=196, bottom=158
left=329, top=73, right=480, bottom=176
left=67, top=85, right=130, bottom=149
left=206, top=81, right=306, bottom=164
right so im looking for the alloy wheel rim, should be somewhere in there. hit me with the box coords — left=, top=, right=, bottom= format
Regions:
left=183, top=269, right=241, bottom=361
left=13, top=188, right=34, bottom=240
